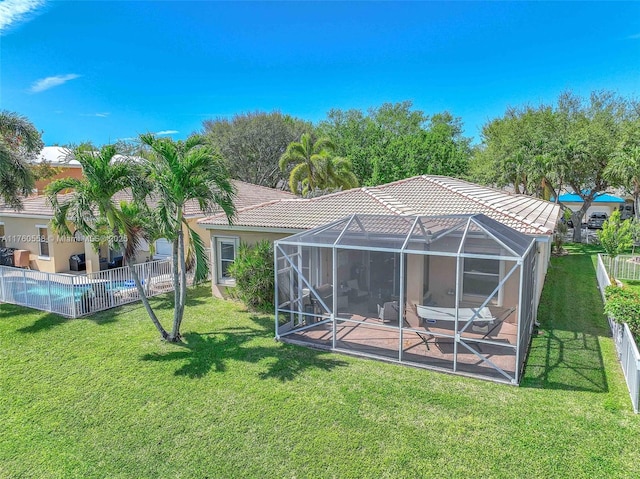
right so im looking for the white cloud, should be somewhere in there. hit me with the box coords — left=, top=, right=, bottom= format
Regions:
left=0, top=0, right=46, bottom=34
left=155, top=130, right=179, bottom=136
left=30, top=73, right=80, bottom=93
left=80, top=112, right=110, bottom=118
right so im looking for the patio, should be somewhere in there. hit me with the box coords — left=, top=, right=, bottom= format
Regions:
left=275, top=213, right=539, bottom=384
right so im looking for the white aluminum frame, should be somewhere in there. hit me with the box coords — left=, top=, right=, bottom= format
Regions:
left=274, top=213, right=538, bottom=385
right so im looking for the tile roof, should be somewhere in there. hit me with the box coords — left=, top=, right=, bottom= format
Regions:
left=0, top=180, right=294, bottom=219
left=198, top=175, right=561, bottom=235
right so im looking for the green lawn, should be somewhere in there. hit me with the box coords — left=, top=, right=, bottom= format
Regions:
left=1, top=245, right=639, bottom=478
left=621, top=279, right=640, bottom=295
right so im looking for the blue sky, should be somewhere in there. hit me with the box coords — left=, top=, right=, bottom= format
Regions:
left=1, top=1, right=639, bottom=146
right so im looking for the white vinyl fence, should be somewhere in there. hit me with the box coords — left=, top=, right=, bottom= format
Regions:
left=0, top=259, right=174, bottom=318
left=600, top=254, right=640, bottom=281
left=597, top=254, right=640, bottom=413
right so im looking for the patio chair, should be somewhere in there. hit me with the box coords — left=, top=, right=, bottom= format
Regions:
left=69, top=254, right=86, bottom=271
left=377, top=301, right=399, bottom=323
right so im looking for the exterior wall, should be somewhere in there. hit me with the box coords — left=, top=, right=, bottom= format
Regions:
left=563, top=201, right=621, bottom=219
left=535, top=239, right=551, bottom=308
left=0, top=216, right=69, bottom=272
left=0, top=214, right=157, bottom=273
left=207, top=228, right=291, bottom=298
left=428, top=255, right=457, bottom=308
left=34, top=166, right=83, bottom=194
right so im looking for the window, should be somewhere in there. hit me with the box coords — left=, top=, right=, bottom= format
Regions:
left=37, top=226, right=50, bottom=257
left=0, top=223, right=5, bottom=248
left=216, top=237, right=239, bottom=284
left=463, top=257, right=500, bottom=298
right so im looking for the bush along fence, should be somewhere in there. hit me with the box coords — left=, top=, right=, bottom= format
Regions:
left=597, top=254, right=640, bottom=413
left=0, top=260, right=174, bottom=318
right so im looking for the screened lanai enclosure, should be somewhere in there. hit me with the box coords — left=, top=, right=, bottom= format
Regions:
left=275, top=214, right=539, bottom=384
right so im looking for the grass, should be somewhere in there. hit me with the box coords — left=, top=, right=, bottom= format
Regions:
left=1, top=245, right=639, bottom=478
left=621, top=279, right=640, bottom=295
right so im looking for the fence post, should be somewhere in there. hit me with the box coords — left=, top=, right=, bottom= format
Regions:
left=0, top=266, right=4, bottom=303
left=46, top=271, right=52, bottom=313
left=71, top=274, right=77, bottom=318
left=22, top=269, right=27, bottom=304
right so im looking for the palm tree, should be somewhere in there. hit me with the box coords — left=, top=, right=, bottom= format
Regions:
left=606, top=116, right=640, bottom=219
left=279, top=133, right=336, bottom=195
left=315, top=155, right=359, bottom=193
left=607, top=145, right=640, bottom=217
left=139, top=133, right=235, bottom=342
left=0, top=111, right=43, bottom=208
left=46, top=145, right=169, bottom=339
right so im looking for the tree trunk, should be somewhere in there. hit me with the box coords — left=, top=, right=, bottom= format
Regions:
left=634, top=181, right=640, bottom=221
left=130, top=264, right=168, bottom=340
left=571, top=200, right=592, bottom=243
left=169, top=229, right=187, bottom=341
left=169, top=235, right=181, bottom=342
left=119, top=242, right=168, bottom=340
left=177, top=230, right=188, bottom=334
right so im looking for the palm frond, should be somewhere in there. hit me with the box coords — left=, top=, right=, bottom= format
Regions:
left=184, top=221, right=209, bottom=284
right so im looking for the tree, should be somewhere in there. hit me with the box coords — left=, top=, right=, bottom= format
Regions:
left=557, top=91, right=635, bottom=242
left=0, top=111, right=43, bottom=208
left=472, top=91, right=638, bottom=242
left=605, top=113, right=640, bottom=219
left=314, top=155, right=359, bottom=193
left=202, top=111, right=311, bottom=188
left=46, top=145, right=169, bottom=339
left=469, top=105, right=560, bottom=197
left=279, top=133, right=337, bottom=195
left=598, top=210, right=633, bottom=277
left=318, top=102, right=471, bottom=186
left=139, top=133, right=236, bottom=342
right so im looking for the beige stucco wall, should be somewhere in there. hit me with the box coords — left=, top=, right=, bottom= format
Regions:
left=207, top=228, right=293, bottom=298
left=0, top=215, right=83, bottom=272
left=0, top=213, right=159, bottom=273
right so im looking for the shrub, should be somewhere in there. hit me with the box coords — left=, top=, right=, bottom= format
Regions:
left=227, top=240, right=274, bottom=313
left=604, top=285, right=640, bottom=339
left=598, top=210, right=633, bottom=259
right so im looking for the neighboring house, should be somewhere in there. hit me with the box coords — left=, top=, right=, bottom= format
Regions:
left=31, top=146, right=84, bottom=194
left=0, top=181, right=293, bottom=273
left=556, top=192, right=625, bottom=219
left=198, top=175, right=561, bottom=306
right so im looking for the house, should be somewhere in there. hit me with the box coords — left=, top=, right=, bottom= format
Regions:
left=31, top=146, right=84, bottom=194
left=198, top=175, right=560, bottom=306
left=556, top=192, right=625, bottom=219
left=0, top=181, right=293, bottom=273
left=198, top=175, right=560, bottom=384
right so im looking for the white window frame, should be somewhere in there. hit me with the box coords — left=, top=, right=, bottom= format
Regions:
left=214, top=236, right=239, bottom=285
left=461, top=256, right=505, bottom=306
left=36, top=224, right=50, bottom=259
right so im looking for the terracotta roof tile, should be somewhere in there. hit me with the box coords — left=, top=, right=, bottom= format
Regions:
left=199, top=175, right=561, bottom=235
left=0, top=180, right=294, bottom=219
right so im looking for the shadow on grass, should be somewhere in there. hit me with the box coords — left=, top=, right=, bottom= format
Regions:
left=522, top=245, right=609, bottom=392
left=149, top=284, right=212, bottom=311
left=15, top=312, right=69, bottom=333
left=141, top=324, right=348, bottom=381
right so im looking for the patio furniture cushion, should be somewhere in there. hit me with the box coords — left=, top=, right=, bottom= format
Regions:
left=69, top=254, right=87, bottom=271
